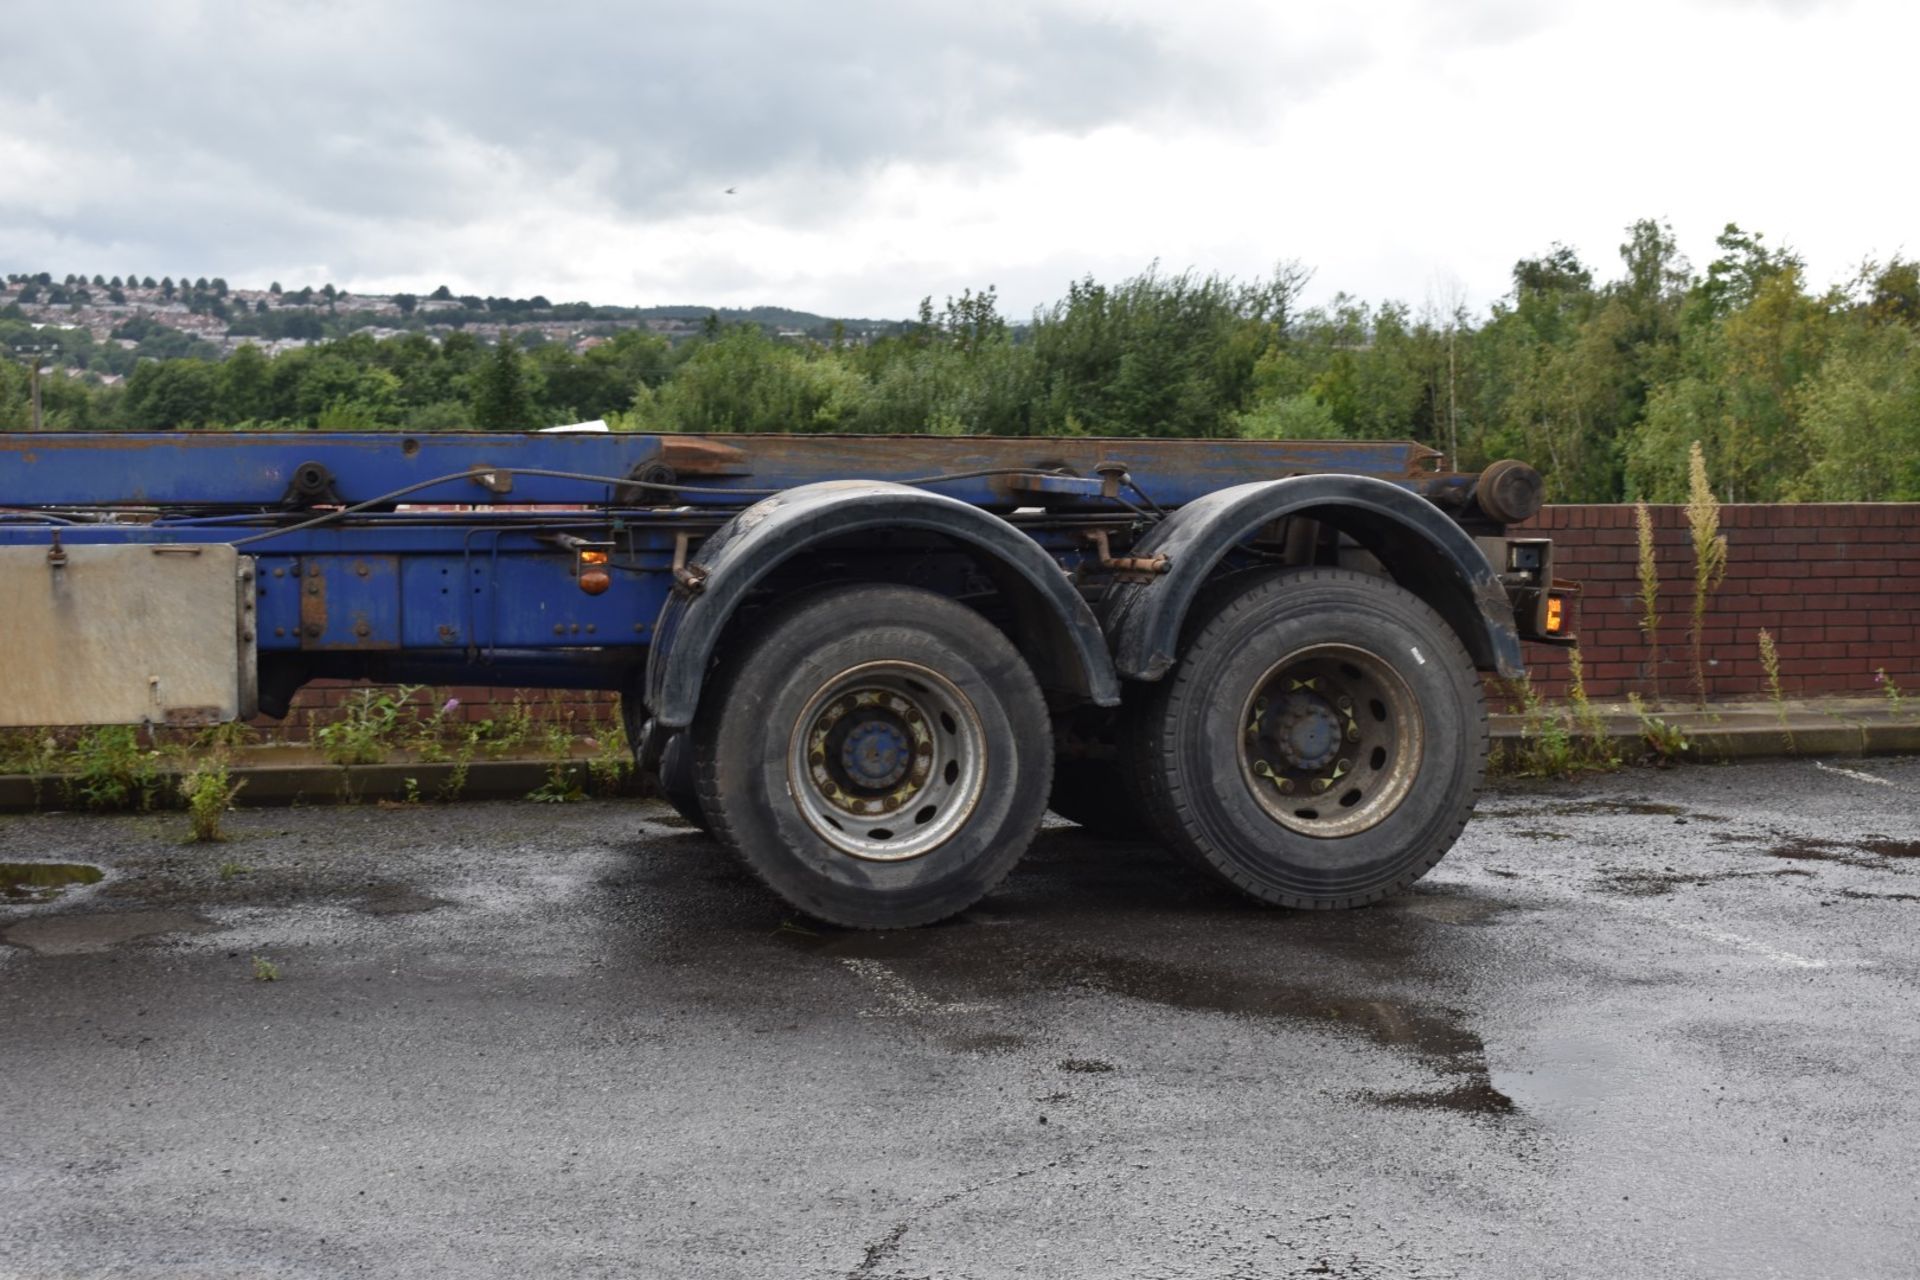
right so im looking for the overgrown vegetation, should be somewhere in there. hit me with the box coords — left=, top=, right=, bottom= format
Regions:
left=67, top=726, right=162, bottom=810
left=314, top=686, right=420, bottom=766
left=10, top=223, right=1920, bottom=503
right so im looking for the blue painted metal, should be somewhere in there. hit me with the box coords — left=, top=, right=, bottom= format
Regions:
left=0, top=431, right=1443, bottom=512
left=0, top=431, right=1544, bottom=716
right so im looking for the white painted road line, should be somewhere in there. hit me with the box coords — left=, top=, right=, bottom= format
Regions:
left=1813, top=761, right=1895, bottom=787
left=842, top=957, right=995, bottom=1017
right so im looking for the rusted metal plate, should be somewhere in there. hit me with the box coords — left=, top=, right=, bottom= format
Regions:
left=297, top=555, right=401, bottom=651
left=0, top=544, right=257, bottom=727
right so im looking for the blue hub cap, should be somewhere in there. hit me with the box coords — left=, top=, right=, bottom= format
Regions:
left=1274, top=695, right=1342, bottom=771
left=841, top=718, right=911, bottom=789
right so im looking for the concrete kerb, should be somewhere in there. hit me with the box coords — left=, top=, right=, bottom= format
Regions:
left=0, top=751, right=627, bottom=813
left=1, top=699, right=1915, bottom=813
left=1490, top=697, right=1920, bottom=761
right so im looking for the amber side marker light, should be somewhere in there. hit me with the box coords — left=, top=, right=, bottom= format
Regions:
left=577, top=549, right=612, bottom=594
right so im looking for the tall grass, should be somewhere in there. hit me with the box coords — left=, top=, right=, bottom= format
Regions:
left=1634, top=501, right=1661, bottom=698
left=1685, top=441, right=1728, bottom=705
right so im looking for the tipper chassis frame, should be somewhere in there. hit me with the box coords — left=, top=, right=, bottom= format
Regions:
left=0, top=431, right=1570, bottom=927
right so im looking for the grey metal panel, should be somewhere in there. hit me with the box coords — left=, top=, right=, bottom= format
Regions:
left=0, top=544, right=256, bottom=727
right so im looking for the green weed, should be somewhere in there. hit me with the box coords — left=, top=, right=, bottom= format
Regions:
left=436, top=725, right=481, bottom=802
left=1634, top=501, right=1661, bottom=697
left=1877, top=668, right=1907, bottom=717
left=405, top=692, right=463, bottom=762
left=315, top=685, right=421, bottom=766
left=586, top=702, right=634, bottom=796
left=250, top=955, right=280, bottom=982
left=1503, top=676, right=1574, bottom=777
left=1685, top=442, right=1728, bottom=705
left=1758, top=629, right=1792, bottom=751
left=478, top=694, right=534, bottom=759
left=182, top=758, right=245, bottom=842
left=527, top=724, right=585, bottom=803
left=1565, top=649, right=1620, bottom=768
left=67, top=726, right=162, bottom=810
left=1628, top=693, right=1690, bottom=764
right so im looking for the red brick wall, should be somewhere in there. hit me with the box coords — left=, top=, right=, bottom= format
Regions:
left=260, top=503, right=1920, bottom=733
left=266, top=684, right=619, bottom=741
left=1514, top=504, right=1920, bottom=701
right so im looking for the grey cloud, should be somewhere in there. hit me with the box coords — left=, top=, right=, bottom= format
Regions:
left=0, top=0, right=1361, bottom=283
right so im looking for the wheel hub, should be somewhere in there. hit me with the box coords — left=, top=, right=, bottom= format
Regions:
left=840, top=716, right=912, bottom=789
left=789, top=663, right=986, bottom=862
left=1238, top=646, right=1424, bottom=839
left=1270, top=694, right=1342, bottom=771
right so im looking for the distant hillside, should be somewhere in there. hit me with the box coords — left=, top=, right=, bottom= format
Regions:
left=0, top=270, right=911, bottom=377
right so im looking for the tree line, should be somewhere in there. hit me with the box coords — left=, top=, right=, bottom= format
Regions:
left=3, top=219, right=1916, bottom=502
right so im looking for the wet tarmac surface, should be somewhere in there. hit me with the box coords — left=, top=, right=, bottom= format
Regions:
left=2, top=757, right=1917, bottom=1278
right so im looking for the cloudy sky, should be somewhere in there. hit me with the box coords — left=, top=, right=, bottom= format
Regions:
left=1, top=0, right=1910, bottom=319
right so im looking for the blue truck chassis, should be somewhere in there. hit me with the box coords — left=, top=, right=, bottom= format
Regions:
left=0, top=431, right=1569, bottom=927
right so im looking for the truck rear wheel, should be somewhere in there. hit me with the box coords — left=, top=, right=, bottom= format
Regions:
left=692, top=584, right=1053, bottom=928
left=1126, top=569, right=1486, bottom=908
left=656, top=732, right=709, bottom=833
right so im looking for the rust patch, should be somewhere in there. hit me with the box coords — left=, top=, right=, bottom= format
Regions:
left=298, top=560, right=326, bottom=645
left=660, top=437, right=751, bottom=476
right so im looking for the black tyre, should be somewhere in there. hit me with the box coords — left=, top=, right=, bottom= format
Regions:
left=1126, top=568, right=1487, bottom=908
left=656, top=732, right=709, bottom=833
left=622, top=691, right=710, bottom=833
left=691, top=584, right=1053, bottom=928
left=1048, top=757, right=1152, bottom=841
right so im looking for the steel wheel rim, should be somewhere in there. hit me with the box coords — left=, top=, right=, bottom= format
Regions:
left=1236, top=643, right=1424, bottom=838
left=786, top=660, right=987, bottom=862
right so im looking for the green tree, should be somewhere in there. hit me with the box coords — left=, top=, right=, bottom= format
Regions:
left=639, top=325, right=867, bottom=434
left=470, top=339, right=539, bottom=430
left=124, top=360, right=219, bottom=429
left=219, top=343, right=272, bottom=422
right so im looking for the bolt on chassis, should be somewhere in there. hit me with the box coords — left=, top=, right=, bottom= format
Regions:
left=0, top=431, right=1572, bottom=927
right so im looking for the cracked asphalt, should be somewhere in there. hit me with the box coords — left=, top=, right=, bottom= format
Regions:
left=3, top=756, right=1918, bottom=1279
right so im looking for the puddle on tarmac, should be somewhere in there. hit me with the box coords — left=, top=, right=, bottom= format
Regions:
left=1482, top=798, right=1721, bottom=821
left=1767, top=838, right=1855, bottom=862
left=0, top=862, right=104, bottom=904
left=1764, top=837, right=1919, bottom=863
left=770, top=891, right=1517, bottom=1116
left=1050, top=953, right=1517, bottom=1117
left=1595, top=868, right=1767, bottom=897
left=356, top=883, right=451, bottom=916
left=2, top=910, right=215, bottom=955
left=1364, top=1078, right=1516, bottom=1117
